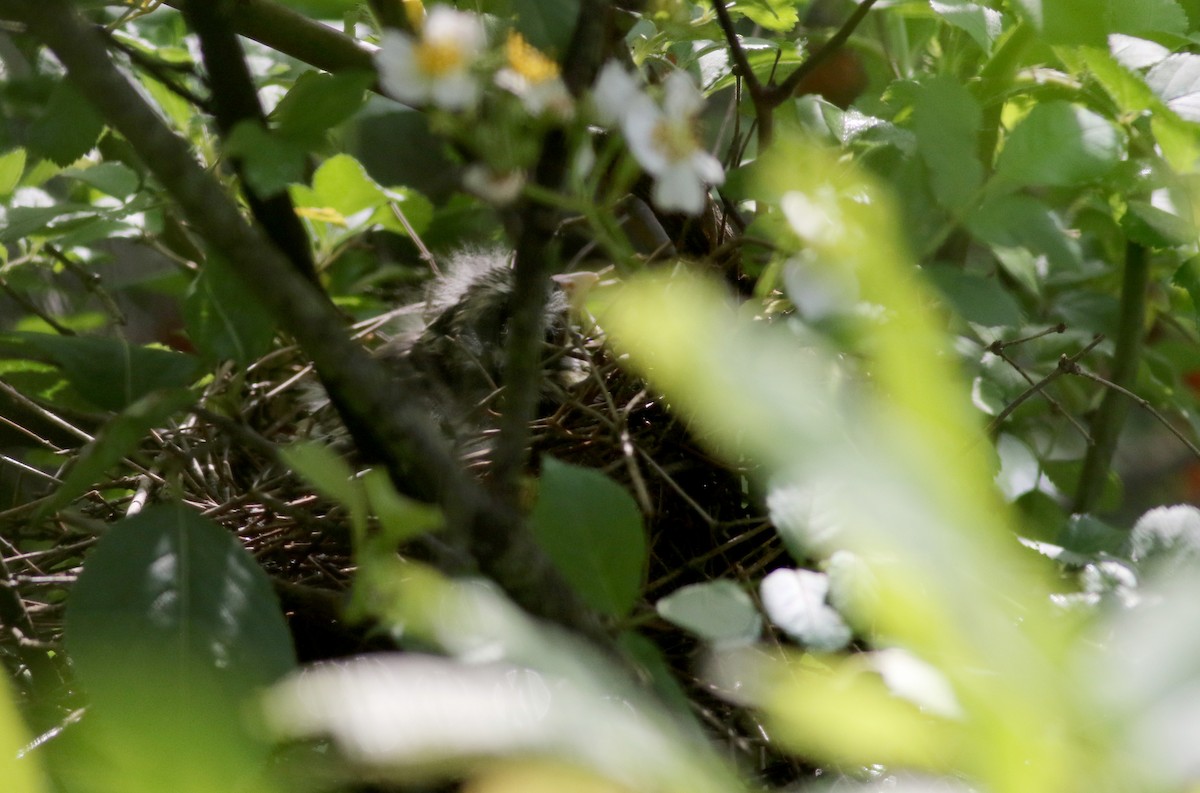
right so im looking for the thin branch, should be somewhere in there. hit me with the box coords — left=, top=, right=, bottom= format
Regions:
left=159, top=0, right=377, bottom=80
left=984, top=334, right=1105, bottom=437
left=1060, top=360, right=1200, bottom=462
left=492, top=0, right=616, bottom=501
left=710, top=0, right=772, bottom=144
left=764, top=0, right=881, bottom=105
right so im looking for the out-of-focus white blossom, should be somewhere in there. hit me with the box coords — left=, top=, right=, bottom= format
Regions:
left=374, top=6, right=485, bottom=111
left=591, top=61, right=641, bottom=126
left=462, top=164, right=526, bottom=206
left=495, top=32, right=573, bottom=119
left=592, top=65, right=724, bottom=215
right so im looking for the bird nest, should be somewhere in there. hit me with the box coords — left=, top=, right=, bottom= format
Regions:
left=0, top=270, right=797, bottom=776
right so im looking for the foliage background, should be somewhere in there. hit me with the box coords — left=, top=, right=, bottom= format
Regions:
left=5, top=1, right=1200, bottom=792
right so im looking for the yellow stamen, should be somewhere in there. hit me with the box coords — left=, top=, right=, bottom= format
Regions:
left=416, top=39, right=466, bottom=77
left=653, top=119, right=699, bottom=162
left=506, top=31, right=560, bottom=84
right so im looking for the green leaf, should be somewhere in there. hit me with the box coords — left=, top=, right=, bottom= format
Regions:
left=281, top=440, right=364, bottom=518
left=0, top=677, right=46, bottom=793
left=1009, top=0, right=1108, bottom=45
left=913, top=76, right=984, bottom=209
left=37, top=388, right=197, bottom=519
left=274, top=70, right=374, bottom=146
left=1123, top=198, right=1197, bottom=248
left=224, top=121, right=308, bottom=198
left=0, top=148, right=26, bottom=198
left=66, top=502, right=296, bottom=694
left=657, top=580, right=762, bottom=645
left=62, top=503, right=294, bottom=792
left=528, top=457, right=646, bottom=618
left=925, top=265, right=1023, bottom=328
left=512, top=0, right=580, bottom=53
left=184, top=253, right=278, bottom=364
left=930, top=0, right=1004, bottom=54
left=996, top=101, right=1123, bottom=187
left=361, top=468, right=444, bottom=546
left=1147, top=53, right=1200, bottom=122
left=61, top=162, right=140, bottom=198
left=1011, top=0, right=1185, bottom=44
left=0, top=203, right=97, bottom=243
left=1173, top=256, right=1200, bottom=325
left=736, top=0, right=800, bottom=32
left=967, top=193, right=1082, bottom=271
left=27, top=80, right=105, bottom=166
left=0, top=332, right=202, bottom=411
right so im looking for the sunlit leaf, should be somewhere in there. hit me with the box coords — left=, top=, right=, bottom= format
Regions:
left=996, top=101, right=1123, bottom=187
left=0, top=148, right=26, bottom=198
left=657, top=580, right=762, bottom=646
left=0, top=676, right=46, bottom=793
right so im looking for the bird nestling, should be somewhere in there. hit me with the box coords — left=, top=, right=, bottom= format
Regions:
left=311, top=247, right=601, bottom=459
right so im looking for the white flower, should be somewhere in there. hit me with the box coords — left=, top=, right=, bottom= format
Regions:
left=374, top=6, right=485, bottom=111
left=603, top=68, right=724, bottom=215
left=462, top=164, right=526, bottom=205
left=591, top=61, right=641, bottom=126
left=495, top=32, right=574, bottom=119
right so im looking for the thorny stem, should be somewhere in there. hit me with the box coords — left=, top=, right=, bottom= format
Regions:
left=984, top=334, right=1105, bottom=438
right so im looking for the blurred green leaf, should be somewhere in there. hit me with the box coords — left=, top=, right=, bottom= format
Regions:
left=36, top=388, right=197, bottom=519
left=0, top=332, right=202, bottom=411
left=996, top=101, right=1123, bottom=187
left=27, top=80, right=105, bottom=165
left=0, top=148, right=26, bottom=198
left=736, top=0, right=800, bottom=31
left=224, top=121, right=308, bottom=198
left=925, top=265, right=1023, bottom=328
left=529, top=457, right=646, bottom=618
left=273, top=70, right=374, bottom=146
left=1011, top=0, right=1186, bottom=44
left=913, top=76, right=984, bottom=210
left=511, top=0, right=580, bottom=54
left=61, top=161, right=139, bottom=199
left=61, top=503, right=295, bottom=793
left=0, top=677, right=46, bottom=793
left=930, top=0, right=1003, bottom=54
left=184, top=253, right=278, bottom=365
left=657, top=580, right=762, bottom=645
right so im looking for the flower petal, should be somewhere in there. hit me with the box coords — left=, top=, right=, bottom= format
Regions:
left=662, top=70, right=703, bottom=118
left=592, top=61, right=641, bottom=126
left=653, top=163, right=706, bottom=215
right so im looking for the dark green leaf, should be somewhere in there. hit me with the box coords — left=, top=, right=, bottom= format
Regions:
left=925, top=266, right=1023, bottom=328
left=1057, top=513, right=1128, bottom=556
left=996, top=101, right=1123, bottom=187
left=528, top=457, right=646, bottom=618
left=913, top=76, right=984, bottom=209
left=183, top=253, right=278, bottom=364
left=27, top=81, right=105, bottom=165
left=63, top=503, right=295, bottom=790
left=1174, top=256, right=1200, bottom=325
left=967, top=193, right=1082, bottom=272
left=65, top=503, right=296, bottom=696
left=37, top=388, right=197, bottom=519
left=0, top=332, right=202, bottom=411
left=274, top=70, right=374, bottom=146
left=224, top=122, right=308, bottom=198
left=1011, top=0, right=1185, bottom=44
left=510, top=0, right=580, bottom=52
